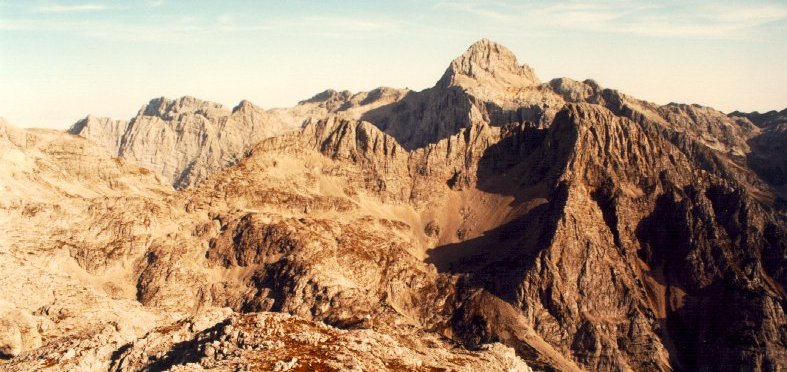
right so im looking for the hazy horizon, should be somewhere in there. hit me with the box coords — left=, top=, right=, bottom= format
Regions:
left=2, top=0, right=786, bottom=129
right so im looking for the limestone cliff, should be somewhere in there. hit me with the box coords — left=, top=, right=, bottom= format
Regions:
left=69, top=89, right=409, bottom=189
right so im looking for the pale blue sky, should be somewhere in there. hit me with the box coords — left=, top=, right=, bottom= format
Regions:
left=1, top=0, right=786, bottom=128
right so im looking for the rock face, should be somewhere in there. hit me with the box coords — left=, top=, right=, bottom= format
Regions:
left=437, top=38, right=540, bottom=93
left=3, top=40, right=787, bottom=371
left=67, top=116, right=129, bottom=155
left=68, top=96, right=288, bottom=189
left=730, top=109, right=787, bottom=212
left=69, top=89, right=409, bottom=189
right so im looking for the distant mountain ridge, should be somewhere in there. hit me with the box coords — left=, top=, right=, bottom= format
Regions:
left=69, top=88, right=408, bottom=188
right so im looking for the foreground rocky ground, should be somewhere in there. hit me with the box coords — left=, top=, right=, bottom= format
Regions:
left=1, top=40, right=786, bottom=371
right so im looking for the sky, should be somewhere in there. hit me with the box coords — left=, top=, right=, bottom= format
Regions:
left=1, top=0, right=786, bottom=129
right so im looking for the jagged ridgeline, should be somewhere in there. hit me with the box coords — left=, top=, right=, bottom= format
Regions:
left=2, top=39, right=785, bottom=371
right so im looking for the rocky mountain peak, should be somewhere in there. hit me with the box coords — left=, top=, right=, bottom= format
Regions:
left=138, top=96, right=226, bottom=120
left=299, top=89, right=353, bottom=105
left=438, top=39, right=539, bottom=89
left=67, top=116, right=91, bottom=134
left=232, top=99, right=261, bottom=113
left=730, top=107, right=787, bottom=128
left=66, top=115, right=129, bottom=155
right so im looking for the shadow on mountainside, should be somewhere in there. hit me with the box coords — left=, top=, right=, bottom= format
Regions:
left=746, top=127, right=787, bottom=217
left=360, top=86, right=551, bottom=151
left=360, top=87, right=472, bottom=151
left=425, top=108, right=581, bottom=302
left=633, top=178, right=787, bottom=370
left=425, top=183, right=568, bottom=303
left=424, top=100, right=787, bottom=370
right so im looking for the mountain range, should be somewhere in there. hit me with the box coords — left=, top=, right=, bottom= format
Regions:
left=1, top=39, right=786, bottom=371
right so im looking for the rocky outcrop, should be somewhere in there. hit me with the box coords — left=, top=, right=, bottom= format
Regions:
left=109, top=311, right=531, bottom=372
